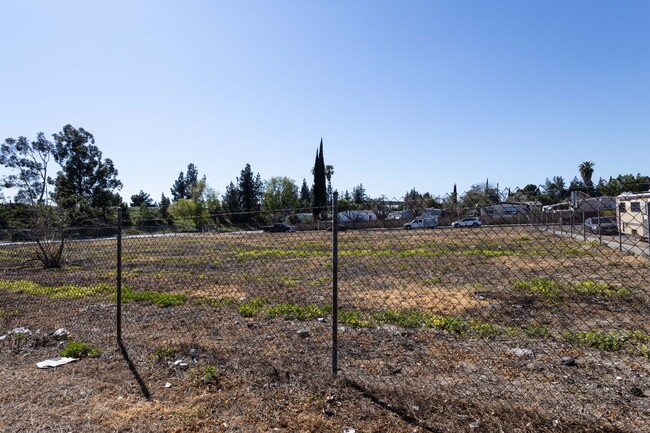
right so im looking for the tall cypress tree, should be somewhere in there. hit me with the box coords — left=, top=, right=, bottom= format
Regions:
left=312, top=139, right=327, bottom=218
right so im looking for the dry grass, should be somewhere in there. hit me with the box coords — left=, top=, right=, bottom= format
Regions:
left=1, top=225, right=649, bottom=432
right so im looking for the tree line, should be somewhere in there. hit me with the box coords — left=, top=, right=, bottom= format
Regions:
left=0, top=127, right=339, bottom=229
left=2, top=126, right=649, bottom=231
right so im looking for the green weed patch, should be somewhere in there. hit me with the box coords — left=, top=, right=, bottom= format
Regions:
left=0, top=280, right=114, bottom=299
left=514, top=278, right=560, bottom=301
left=266, top=303, right=331, bottom=320
left=573, top=280, right=633, bottom=297
left=120, top=287, right=186, bottom=307
left=562, top=331, right=628, bottom=351
left=235, top=249, right=327, bottom=261
left=338, top=311, right=372, bottom=327
left=0, top=309, right=19, bottom=317
left=237, top=298, right=266, bottom=317
left=521, top=324, right=551, bottom=339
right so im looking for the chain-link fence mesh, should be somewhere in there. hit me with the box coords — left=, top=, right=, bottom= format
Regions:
left=1, top=187, right=649, bottom=431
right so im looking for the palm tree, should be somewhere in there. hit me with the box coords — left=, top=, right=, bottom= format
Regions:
left=579, top=161, right=595, bottom=193
left=325, top=165, right=334, bottom=183
left=325, top=165, right=334, bottom=201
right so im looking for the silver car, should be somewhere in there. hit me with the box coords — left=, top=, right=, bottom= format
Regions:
left=584, top=217, right=617, bottom=234
left=451, top=217, right=482, bottom=228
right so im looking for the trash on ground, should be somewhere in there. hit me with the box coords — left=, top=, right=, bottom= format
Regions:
left=51, top=328, right=70, bottom=340
left=170, top=359, right=189, bottom=369
left=9, top=327, right=32, bottom=336
left=36, top=357, right=78, bottom=369
left=510, top=348, right=534, bottom=357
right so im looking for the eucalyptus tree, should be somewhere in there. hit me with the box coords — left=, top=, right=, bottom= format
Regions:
left=0, top=133, right=55, bottom=205
left=52, top=124, right=122, bottom=223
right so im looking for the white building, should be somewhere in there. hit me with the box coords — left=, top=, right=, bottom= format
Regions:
left=616, top=191, right=650, bottom=238
left=338, top=210, right=378, bottom=222
left=387, top=210, right=412, bottom=220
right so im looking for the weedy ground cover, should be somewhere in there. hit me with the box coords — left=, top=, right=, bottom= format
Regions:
left=0, top=225, right=649, bottom=431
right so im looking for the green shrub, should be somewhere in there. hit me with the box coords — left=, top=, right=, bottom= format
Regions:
left=192, top=364, right=220, bottom=385
left=59, top=341, right=101, bottom=359
left=152, top=346, right=173, bottom=362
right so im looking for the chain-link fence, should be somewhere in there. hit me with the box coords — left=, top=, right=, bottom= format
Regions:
left=1, top=189, right=649, bottom=431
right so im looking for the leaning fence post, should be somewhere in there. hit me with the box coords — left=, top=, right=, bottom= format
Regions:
left=332, top=191, right=339, bottom=376
left=117, top=207, right=123, bottom=344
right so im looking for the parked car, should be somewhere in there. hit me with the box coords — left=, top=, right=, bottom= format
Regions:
left=584, top=217, right=617, bottom=234
left=451, top=217, right=482, bottom=228
left=326, top=224, right=348, bottom=232
left=262, top=223, right=296, bottom=233
left=403, top=218, right=437, bottom=229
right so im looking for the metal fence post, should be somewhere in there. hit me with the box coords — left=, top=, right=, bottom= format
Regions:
left=647, top=202, right=650, bottom=257
left=332, top=192, right=339, bottom=376
left=598, top=205, right=602, bottom=244
left=117, top=207, right=123, bottom=344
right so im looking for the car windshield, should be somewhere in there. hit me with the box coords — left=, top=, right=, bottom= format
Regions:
left=599, top=217, right=614, bottom=224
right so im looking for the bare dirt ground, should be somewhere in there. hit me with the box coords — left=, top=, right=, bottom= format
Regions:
left=1, top=226, right=649, bottom=432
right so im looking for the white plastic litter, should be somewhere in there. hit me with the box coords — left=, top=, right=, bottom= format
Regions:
left=36, top=357, right=78, bottom=369
left=171, top=359, right=189, bottom=369
left=52, top=328, right=70, bottom=340
left=9, top=327, right=32, bottom=336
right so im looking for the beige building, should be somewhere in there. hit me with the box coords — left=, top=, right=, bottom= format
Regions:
left=616, top=192, right=650, bottom=238
left=480, top=202, right=530, bottom=224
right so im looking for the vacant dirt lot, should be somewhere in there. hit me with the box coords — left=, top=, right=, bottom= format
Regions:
left=1, top=226, right=649, bottom=432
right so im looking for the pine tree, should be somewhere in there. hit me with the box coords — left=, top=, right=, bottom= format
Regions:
left=300, top=178, right=311, bottom=204
left=186, top=163, right=199, bottom=189
left=160, top=193, right=171, bottom=223
left=170, top=172, right=187, bottom=201
left=238, top=163, right=263, bottom=214
left=222, top=181, right=241, bottom=221
left=170, top=163, right=203, bottom=201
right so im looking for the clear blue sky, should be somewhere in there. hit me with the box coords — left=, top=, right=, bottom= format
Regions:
left=1, top=0, right=649, bottom=203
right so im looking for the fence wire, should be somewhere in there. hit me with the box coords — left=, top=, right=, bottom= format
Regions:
left=1, top=188, right=649, bottom=431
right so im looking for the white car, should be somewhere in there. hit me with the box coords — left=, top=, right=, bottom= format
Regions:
left=403, top=218, right=437, bottom=229
left=451, top=217, right=482, bottom=228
